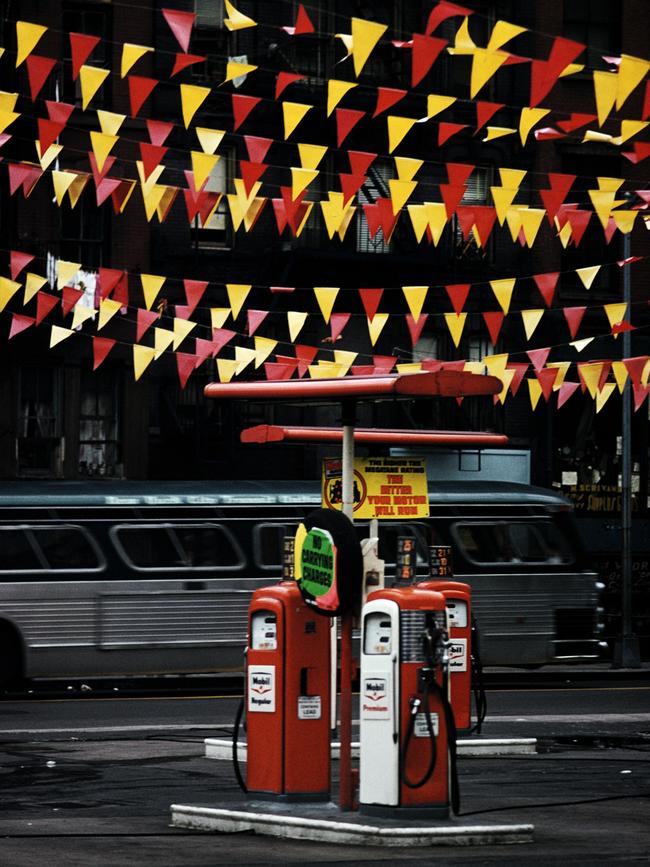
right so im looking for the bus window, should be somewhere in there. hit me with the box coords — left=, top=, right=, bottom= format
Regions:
left=32, top=527, right=101, bottom=570
left=0, top=528, right=42, bottom=571
left=452, top=521, right=574, bottom=566
left=111, top=523, right=244, bottom=571
left=253, top=523, right=299, bottom=570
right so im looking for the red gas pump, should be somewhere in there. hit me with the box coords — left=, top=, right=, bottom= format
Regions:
left=244, top=581, right=331, bottom=801
left=359, top=585, right=459, bottom=818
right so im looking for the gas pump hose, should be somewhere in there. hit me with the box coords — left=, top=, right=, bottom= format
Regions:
left=470, top=616, right=488, bottom=735
left=232, top=697, right=247, bottom=794
left=400, top=678, right=438, bottom=789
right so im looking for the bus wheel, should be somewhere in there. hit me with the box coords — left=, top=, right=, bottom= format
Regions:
left=0, top=623, right=23, bottom=689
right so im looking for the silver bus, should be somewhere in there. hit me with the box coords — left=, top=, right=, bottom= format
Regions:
left=0, top=480, right=604, bottom=685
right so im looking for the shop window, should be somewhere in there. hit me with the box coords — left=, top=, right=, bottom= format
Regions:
left=17, top=367, right=64, bottom=478
left=60, top=193, right=108, bottom=269
left=78, top=369, right=121, bottom=477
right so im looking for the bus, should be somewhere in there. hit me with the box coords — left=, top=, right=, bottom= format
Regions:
left=0, top=480, right=605, bottom=685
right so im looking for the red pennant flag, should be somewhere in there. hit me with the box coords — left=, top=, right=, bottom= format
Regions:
left=9, top=314, right=35, bottom=339
left=376, top=198, right=399, bottom=241
left=426, top=1, right=473, bottom=35
left=26, top=55, right=57, bottom=101
left=232, top=94, right=261, bottom=131
left=612, top=320, right=635, bottom=334
left=146, top=119, right=173, bottom=146
left=240, top=160, right=268, bottom=196
left=411, top=34, right=447, bottom=87
left=171, top=53, right=205, bottom=77
left=244, top=135, right=272, bottom=163
left=295, top=344, right=319, bottom=377
left=597, top=361, right=612, bottom=392
left=565, top=209, right=591, bottom=246
left=136, top=308, right=159, bottom=341
left=195, top=337, right=215, bottom=367
left=37, top=118, right=65, bottom=153
left=642, top=79, right=650, bottom=121
left=61, top=285, right=84, bottom=316
left=162, top=8, right=195, bottom=53
left=69, top=33, right=100, bottom=80
left=271, top=199, right=288, bottom=235
left=445, top=284, right=470, bottom=314
left=359, top=288, right=383, bottom=320
left=139, top=142, right=168, bottom=180
left=35, top=292, right=60, bottom=325
left=8, top=164, right=39, bottom=197
left=111, top=180, right=135, bottom=214
left=336, top=173, right=364, bottom=204
left=633, top=384, right=650, bottom=411
left=472, top=205, right=497, bottom=245
left=182, top=279, right=208, bottom=315
left=482, top=311, right=504, bottom=345
left=176, top=352, right=197, bottom=389
left=557, top=381, right=579, bottom=408
left=265, top=361, right=298, bottom=380
left=506, top=362, right=529, bottom=397
left=93, top=336, right=115, bottom=370
left=630, top=142, right=650, bottom=163
left=373, top=87, right=407, bottom=118
left=527, top=347, right=551, bottom=371
left=438, top=122, right=466, bottom=145
left=351, top=365, right=375, bottom=376
left=330, top=312, right=350, bottom=342
left=455, top=207, right=474, bottom=240
left=373, top=354, right=397, bottom=373
left=536, top=367, right=559, bottom=401
left=539, top=173, right=575, bottom=225
left=336, top=108, right=365, bottom=146
left=270, top=286, right=295, bottom=293
left=440, top=184, right=466, bottom=218
left=10, top=251, right=35, bottom=280
left=348, top=150, right=376, bottom=176
left=534, top=127, right=566, bottom=141
left=293, top=3, right=315, bottom=34
left=212, top=328, right=237, bottom=356
left=557, top=113, right=597, bottom=133
left=96, top=177, right=121, bottom=207
left=623, top=355, right=650, bottom=388
left=530, top=37, right=585, bottom=107
left=474, top=101, right=504, bottom=135
left=247, top=309, right=269, bottom=337
left=406, top=312, right=428, bottom=346
left=128, top=75, right=157, bottom=117
left=275, top=72, right=306, bottom=99
left=98, top=268, right=124, bottom=299
left=447, top=163, right=474, bottom=186
left=46, top=100, right=74, bottom=125
left=88, top=151, right=115, bottom=185
left=533, top=272, right=559, bottom=307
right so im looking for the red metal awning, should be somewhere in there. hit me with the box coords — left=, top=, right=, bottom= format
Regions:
left=204, top=370, right=502, bottom=401
left=241, top=425, right=508, bottom=446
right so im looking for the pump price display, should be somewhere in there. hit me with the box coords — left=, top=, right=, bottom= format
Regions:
left=322, top=457, right=429, bottom=519
left=429, top=545, right=453, bottom=577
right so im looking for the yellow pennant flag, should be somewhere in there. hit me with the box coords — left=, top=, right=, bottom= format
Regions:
left=547, top=361, right=571, bottom=390
left=593, top=70, right=618, bottom=126
left=97, top=110, right=126, bottom=136
left=71, top=304, right=96, bottom=330
left=15, top=21, right=47, bottom=67
left=0, top=107, right=20, bottom=136
left=451, top=16, right=476, bottom=53
left=556, top=218, right=573, bottom=249
left=210, top=308, right=230, bottom=329
left=24, top=272, right=47, bottom=304
left=224, top=60, right=257, bottom=83
left=396, top=362, right=423, bottom=374
left=79, top=65, right=110, bottom=110
left=490, top=186, right=518, bottom=223
left=235, top=346, right=257, bottom=375
left=196, top=127, right=226, bottom=154
left=367, top=312, right=389, bottom=346
left=180, top=84, right=210, bottom=128
left=0, top=92, right=18, bottom=112
left=224, top=0, right=257, bottom=31
left=588, top=190, right=623, bottom=229
left=521, top=308, right=544, bottom=341
left=321, top=193, right=355, bottom=238
left=394, top=156, right=423, bottom=182
left=598, top=176, right=624, bottom=192
left=314, top=286, right=339, bottom=324
left=98, top=298, right=123, bottom=330
left=612, top=361, right=629, bottom=393
left=487, top=20, right=527, bottom=51
left=616, top=54, right=650, bottom=109
left=407, top=204, right=430, bottom=242
left=527, top=378, right=543, bottom=410
left=444, top=312, right=467, bottom=347
left=52, top=170, right=77, bottom=205
left=500, top=169, right=527, bottom=188
left=291, top=167, right=319, bottom=200
left=57, top=260, right=81, bottom=290
left=243, top=197, right=265, bottom=232
left=217, top=358, right=240, bottom=382
left=0, top=277, right=20, bottom=312
left=426, top=202, right=449, bottom=245
left=351, top=17, right=388, bottom=76
left=483, top=126, right=515, bottom=141
left=402, top=285, right=428, bottom=322
left=581, top=362, right=604, bottom=398
left=326, top=80, right=357, bottom=116
left=36, top=142, right=63, bottom=171
left=576, top=265, right=600, bottom=290
left=133, top=345, right=156, bottom=380
left=483, top=353, right=509, bottom=380
left=604, top=302, right=627, bottom=331
left=334, top=350, right=357, bottom=376
left=471, top=49, right=509, bottom=99
left=520, top=208, right=546, bottom=247
left=142, top=184, right=167, bottom=222
left=387, top=115, right=417, bottom=153
left=140, top=274, right=166, bottom=310
left=287, top=310, right=308, bottom=342
left=254, top=336, right=277, bottom=368
left=295, top=202, right=314, bottom=237
left=153, top=327, right=174, bottom=359
left=310, top=362, right=345, bottom=379
left=519, top=107, right=550, bottom=145
left=90, top=131, right=119, bottom=173
left=49, top=325, right=74, bottom=348
left=121, top=43, right=153, bottom=78
left=191, top=151, right=219, bottom=191
left=298, top=143, right=328, bottom=171
left=388, top=179, right=417, bottom=215
left=337, top=207, right=356, bottom=241
left=617, top=119, right=649, bottom=144
left=596, top=382, right=616, bottom=413
left=505, top=206, right=524, bottom=242
left=496, top=368, right=516, bottom=404
left=226, top=283, right=252, bottom=319
left=283, top=102, right=312, bottom=138
left=490, top=278, right=516, bottom=314
left=612, top=210, right=637, bottom=233
left=571, top=337, right=594, bottom=352
left=173, top=317, right=197, bottom=350
left=426, top=94, right=456, bottom=120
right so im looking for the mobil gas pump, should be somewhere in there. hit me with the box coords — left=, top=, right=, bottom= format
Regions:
left=244, top=580, right=331, bottom=801
left=359, top=585, right=459, bottom=819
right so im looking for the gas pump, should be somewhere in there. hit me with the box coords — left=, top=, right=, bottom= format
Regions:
left=244, top=581, right=331, bottom=801
left=359, top=585, right=459, bottom=818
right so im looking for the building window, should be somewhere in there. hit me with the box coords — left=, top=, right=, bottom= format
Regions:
left=59, top=191, right=108, bottom=268
left=78, top=369, right=121, bottom=477
left=17, top=368, right=64, bottom=478
left=356, top=162, right=393, bottom=254
left=564, top=0, right=620, bottom=70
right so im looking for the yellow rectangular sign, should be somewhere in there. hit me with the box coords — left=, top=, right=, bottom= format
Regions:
left=322, top=456, right=429, bottom=519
